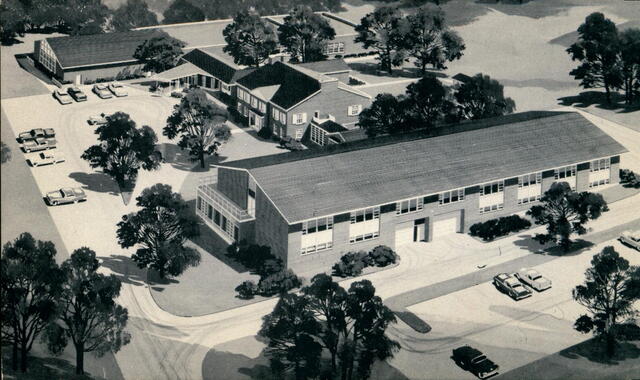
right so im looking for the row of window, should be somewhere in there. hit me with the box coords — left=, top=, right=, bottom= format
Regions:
left=591, top=158, right=610, bottom=172
left=302, top=216, right=333, bottom=235
left=301, top=241, right=333, bottom=255
left=351, top=207, right=380, bottom=223
left=310, top=125, right=327, bottom=146
left=238, top=88, right=267, bottom=113
left=589, top=178, right=610, bottom=188
left=519, top=172, right=542, bottom=187
left=272, top=107, right=288, bottom=125
left=555, top=165, right=576, bottom=179
left=396, top=198, right=423, bottom=215
left=197, top=196, right=239, bottom=241
left=517, top=195, right=540, bottom=205
left=39, top=41, right=57, bottom=73
left=325, top=42, right=345, bottom=54
left=440, top=189, right=465, bottom=205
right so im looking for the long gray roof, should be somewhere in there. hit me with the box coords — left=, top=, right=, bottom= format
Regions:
left=222, top=112, right=626, bottom=223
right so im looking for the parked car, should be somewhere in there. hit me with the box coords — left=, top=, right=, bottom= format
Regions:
left=619, top=230, right=640, bottom=251
left=67, top=87, right=87, bottom=102
left=88, top=113, right=108, bottom=126
left=493, top=273, right=532, bottom=300
left=108, top=82, right=128, bottom=97
left=515, top=268, right=552, bottom=291
left=18, top=128, right=55, bottom=143
left=92, top=84, right=113, bottom=99
left=452, top=346, right=499, bottom=379
left=26, top=151, right=65, bottom=167
left=53, top=89, right=73, bottom=104
left=23, top=137, right=56, bottom=153
left=46, top=187, right=87, bottom=206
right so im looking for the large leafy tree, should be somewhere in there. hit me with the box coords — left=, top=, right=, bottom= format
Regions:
left=355, top=6, right=406, bottom=73
left=164, top=88, right=231, bottom=168
left=81, top=112, right=161, bottom=189
left=134, top=34, right=185, bottom=73
left=567, top=12, right=622, bottom=105
left=404, top=4, right=465, bottom=74
left=44, top=248, right=131, bottom=375
left=357, top=93, right=409, bottom=137
left=117, top=183, right=201, bottom=279
left=404, top=75, right=455, bottom=128
left=111, top=0, right=158, bottom=32
left=573, top=246, right=640, bottom=357
left=527, top=182, right=608, bottom=252
left=277, top=6, right=336, bottom=63
left=0, top=233, right=64, bottom=373
left=454, top=73, right=516, bottom=120
left=0, top=0, right=27, bottom=43
left=223, top=10, right=278, bottom=67
left=162, top=0, right=205, bottom=24
left=618, top=28, right=640, bottom=105
left=59, top=0, right=109, bottom=35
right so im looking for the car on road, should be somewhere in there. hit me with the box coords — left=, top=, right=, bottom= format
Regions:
left=17, top=128, right=55, bottom=143
left=53, top=89, right=73, bottom=104
left=67, top=86, right=87, bottom=102
left=46, top=187, right=87, bottom=206
left=26, top=151, right=65, bottom=167
left=23, top=137, right=57, bottom=153
left=452, top=346, right=499, bottom=379
left=88, top=113, right=108, bottom=126
left=108, top=82, right=128, bottom=97
left=514, top=268, right=552, bottom=291
left=92, top=84, right=113, bottom=99
left=619, top=230, right=640, bottom=251
left=493, top=273, right=532, bottom=300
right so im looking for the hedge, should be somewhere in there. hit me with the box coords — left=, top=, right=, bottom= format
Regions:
left=620, top=169, right=640, bottom=188
left=469, top=215, right=531, bottom=241
left=332, top=245, right=398, bottom=278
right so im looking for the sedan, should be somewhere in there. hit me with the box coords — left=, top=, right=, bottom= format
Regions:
left=27, top=151, right=65, bottom=167
left=18, top=128, right=55, bottom=143
left=23, top=137, right=56, bottom=153
left=88, top=113, right=108, bottom=126
left=67, top=87, right=87, bottom=102
left=46, top=187, right=87, bottom=206
left=452, top=346, right=499, bottom=379
left=108, top=82, right=128, bottom=97
left=93, top=84, right=113, bottom=99
left=493, top=273, right=532, bottom=301
left=53, top=89, right=73, bottom=104
left=515, top=268, right=552, bottom=291
left=619, top=230, right=640, bottom=251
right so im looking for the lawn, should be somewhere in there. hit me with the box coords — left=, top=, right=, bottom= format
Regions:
left=1, top=347, right=106, bottom=380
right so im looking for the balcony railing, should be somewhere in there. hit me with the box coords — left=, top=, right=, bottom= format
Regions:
left=197, top=174, right=254, bottom=222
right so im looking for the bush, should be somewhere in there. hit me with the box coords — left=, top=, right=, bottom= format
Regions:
left=369, top=245, right=397, bottom=267
left=258, top=258, right=284, bottom=277
left=257, top=126, right=273, bottom=139
left=620, top=169, right=640, bottom=188
left=332, top=251, right=370, bottom=277
left=348, top=76, right=366, bottom=86
left=235, top=280, right=257, bottom=299
left=257, top=269, right=302, bottom=296
left=280, top=136, right=304, bottom=151
left=226, top=242, right=273, bottom=271
left=469, top=215, right=531, bottom=241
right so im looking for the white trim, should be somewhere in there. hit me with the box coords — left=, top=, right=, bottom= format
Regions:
left=337, top=84, right=372, bottom=99
left=60, top=58, right=139, bottom=70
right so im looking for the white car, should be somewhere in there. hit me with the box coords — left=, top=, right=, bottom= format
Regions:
left=108, top=82, right=128, bottom=97
left=53, top=89, right=73, bottom=105
left=514, top=268, right=552, bottom=291
left=27, top=151, right=65, bottom=167
left=619, top=230, right=640, bottom=251
left=88, top=114, right=108, bottom=126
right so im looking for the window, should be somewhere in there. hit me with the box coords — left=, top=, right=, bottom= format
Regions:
left=272, top=108, right=279, bottom=119
left=280, top=113, right=286, bottom=124
left=479, top=203, right=504, bottom=214
left=347, top=105, right=362, bottom=116
left=311, top=125, right=326, bottom=145
left=518, top=172, right=542, bottom=187
left=259, top=101, right=266, bottom=113
left=301, top=216, right=334, bottom=255
left=517, top=195, right=540, bottom=205
left=292, top=113, right=307, bottom=125
left=251, top=97, right=257, bottom=108
left=213, top=209, right=221, bottom=225
left=295, top=128, right=303, bottom=140
left=349, top=207, right=380, bottom=243
left=480, top=181, right=504, bottom=196
left=207, top=204, right=213, bottom=219
left=590, top=158, right=610, bottom=172
left=396, top=197, right=423, bottom=215
left=589, top=178, right=610, bottom=188
left=39, top=40, right=57, bottom=73
left=325, top=42, right=345, bottom=54
left=439, top=189, right=465, bottom=205
left=555, top=165, right=576, bottom=179
left=479, top=180, right=504, bottom=214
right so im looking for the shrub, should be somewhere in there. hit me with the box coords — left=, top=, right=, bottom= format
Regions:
left=235, top=280, right=257, bottom=299
left=258, top=258, right=284, bottom=277
left=332, top=251, right=370, bottom=277
left=226, top=242, right=273, bottom=271
left=470, top=215, right=531, bottom=241
left=620, top=169, right=640, bottom=188
left=348, top=76, right=366, bottom=86
left=369, top=245, right=397, bottom=267
left=257, top=269, right=302, bottom=296
left=257, top=126, right=273, bottom=139
left=281, top=137, right=304, bottom=151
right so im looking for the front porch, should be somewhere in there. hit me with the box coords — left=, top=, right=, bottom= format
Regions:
left=152, top=62, right=231, bottom=94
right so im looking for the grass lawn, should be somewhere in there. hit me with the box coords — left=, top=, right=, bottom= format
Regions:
left=497, top=337, right=640, bottom=380
left=1, top=347, right=105, bottom=380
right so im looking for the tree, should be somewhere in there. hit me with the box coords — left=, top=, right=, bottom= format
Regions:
left=259, top=294, right=323, bottom=380
left=357, top=93, right=409, bottom=137
left=164, top=88, right=231, bottom=168
left=0, top=0, right=27, bottom=44
left=277, top=6, right=336, bottom=63
left=44, top=248, right=130, bottom=375
left=454, top=73, right=516, bottom=120
left=1, top=140, right=11, bottom=163
left=81, top=112, right=161, bottom=189
left=355, top=6, right=406, bottom=73
left=401, top=0, right=450, bottom=7
left=111, top=0, right=158, bottom=32
left=116, top=184, right=200, bottom=278
left=567, top=12, right=622, bottom=105
left=404, top=4, right=464, bottom=74
left=134, top=33, right=185, bottom=73
left=0, top=233, right=64, bottom=372
left=618, top=28, right=640, bottom=105
left=573, top=246, right=640, bottom=357
left=59, top=0, right=110, bottom=35
left=162, top=0, right=205, bottom=24
left=527, top=182, right=608, bottom=252
left=404, top=75, right=455, bottom=128
left=223, top=10, right=278, bottom=67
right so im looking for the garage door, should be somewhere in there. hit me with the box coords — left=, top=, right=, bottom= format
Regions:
left=432, top=217, right=458, bottom=239
left=395, top=224, right=414, bottom=246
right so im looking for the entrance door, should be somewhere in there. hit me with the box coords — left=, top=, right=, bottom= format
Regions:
left=432, top=217, right=458, bottom=240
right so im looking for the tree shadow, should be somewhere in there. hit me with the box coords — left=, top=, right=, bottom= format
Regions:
left=558, top=91, right=639, bottom=113
left=512, top=235, right=593, bottom=256
left=69, top=172, right=120, bottom=195
left=202, top=348, right=273, bottom=380
left=99, top=254, right=147, bottom=287
left=511, top=234, right=548, bottom=252
left=559, top=338, right=640, bottom=365
left=158, top=143, right=225, bottom=172
left=348, top=62, right=447, bottom=80
left=1, top=346, right=97, bottom=380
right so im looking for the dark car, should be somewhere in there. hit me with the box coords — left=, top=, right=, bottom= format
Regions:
left=452, top=346, right=499, bottom=379
left=67, top=87, right=87, bottom=102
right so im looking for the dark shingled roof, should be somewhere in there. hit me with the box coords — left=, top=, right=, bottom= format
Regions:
left=219, top=112, right=627, bottom=222
left=319, top=120, right=348, bottom=133
left=236, top=62, right=321, bottom=109
left=296, top=59, right=351, bottom=74
left=46, top=29, right=165, bottom=68
left=182, top=49, right=254, bottom=84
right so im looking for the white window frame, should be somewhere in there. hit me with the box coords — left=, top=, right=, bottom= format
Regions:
left=311, top=125, right=326, bottom=146
left=479, top=180, right=504, bottom=196
left=555, top=165, right=576, bottom=179
left=517, top=195, right=540, bottom=205
left=349, top=207, right=380, bottom=243
left=395, top=197, right=424, bottom=215
left=295, top=128, right=303, bottom=140
left=292, top=112, right=307, bottom=125
left=439, top=189, right=465, bottom=205
left=479, top=203, right=504, bottom=214
left=300, top=216, right=334, bottom=255
left=251, top=96, right=257, bottom=108
left=590, top=158, right=610, bottom=172
left=347, top=104, right=362, bottom=116
left=518, top=172, right=542, bottom=188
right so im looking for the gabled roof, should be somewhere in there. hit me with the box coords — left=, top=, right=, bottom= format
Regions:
left=317, top=120, right=348, bottom=133
left=182, top=48, right=254, bottom=84
left=151, top=61, right=209, bottom=81
left=237, top=62, right=321, bottom=109
left=219, top=112, right=627, bottom=223
left=45, top=29, right=165, bottom=68
left=296, top=59, right=351, bottom=74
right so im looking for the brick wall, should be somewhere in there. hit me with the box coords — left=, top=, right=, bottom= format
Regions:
left=254, top=186, right=290, bottom=265
left=217, top=168, right=249, bottom=209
